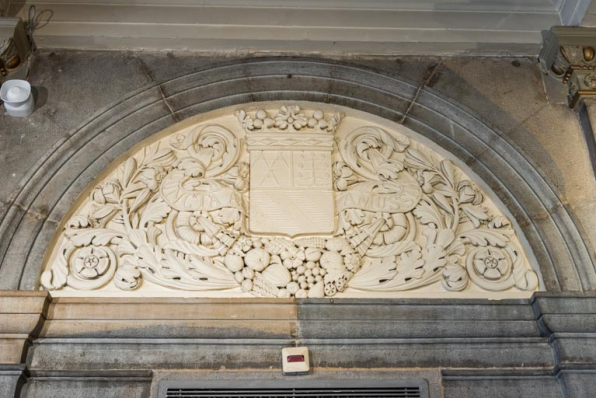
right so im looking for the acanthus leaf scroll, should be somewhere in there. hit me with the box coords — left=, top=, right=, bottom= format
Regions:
left=41, top=105, right=539, bottom=297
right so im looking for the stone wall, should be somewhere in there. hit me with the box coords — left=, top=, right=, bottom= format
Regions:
left=0, top=52, right=595, bottom=397
left=0, top=1, right=9, bottom=16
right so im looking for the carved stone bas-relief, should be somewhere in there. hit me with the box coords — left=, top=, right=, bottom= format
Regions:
left=41, top=103, right=540, bottom=298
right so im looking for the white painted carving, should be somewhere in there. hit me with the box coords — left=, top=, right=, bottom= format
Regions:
left=247, top=127, right=335, bottom=237
left=41, top=103, right=540, bottom=298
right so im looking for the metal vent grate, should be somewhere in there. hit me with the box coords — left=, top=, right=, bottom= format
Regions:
left=165, top=386, right=425, bottom=398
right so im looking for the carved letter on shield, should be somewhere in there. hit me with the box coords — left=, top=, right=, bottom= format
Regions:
left=247, top=132, right=335, bottom=237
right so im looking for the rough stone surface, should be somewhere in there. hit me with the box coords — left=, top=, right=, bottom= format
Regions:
left=443, top=377, right=561, bottom=398
left=21, top=378, right=151, bottom=398
left=559, top=371, right=596, bottom=398
left=0, top=372, right=25, bottom=398
left=0, top=51, right=151, bottom=210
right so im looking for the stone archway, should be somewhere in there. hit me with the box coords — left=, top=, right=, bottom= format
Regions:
left=0, top=58, right=592, bottom=293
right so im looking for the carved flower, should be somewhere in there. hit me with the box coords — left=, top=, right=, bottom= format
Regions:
left=333, top=161, right=358, bottom=191
left=221, top=162, right=249, bottom=191
left=343, top=252, right=361, bottom=272
left=114, top=264, right=142, bottom=290
left=72, top=247, right=111, bottom=279
left=232, top=236, right=253, bottom=254
left=344, top=208, right=366, bottom=226
left=281, top=248, right=306, bottom=269
left=458, top=180, right=484, bottom=205
left=415, top=170, right=441, bottom=194
left=139, top=166, right=167, bottom=191
left=275, top=106, right=307, bottom=130
left=441, top=263, right=468, bottom=291
left=473, top=248, right=510, bottom=280
left=91, top=181, right=121, bottom=205
left=235, top=110, right=254, bottom=131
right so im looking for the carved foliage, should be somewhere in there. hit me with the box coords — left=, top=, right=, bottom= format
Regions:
left=42, top=105, right=539, bottom=297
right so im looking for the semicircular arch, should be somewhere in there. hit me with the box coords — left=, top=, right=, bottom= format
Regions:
left=0, top=58, right=591, bottom=294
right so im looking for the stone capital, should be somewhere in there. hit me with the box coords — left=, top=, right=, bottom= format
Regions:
left=540, top=26, right=596, bottom=107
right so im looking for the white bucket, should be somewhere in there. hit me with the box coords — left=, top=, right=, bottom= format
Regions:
left=0, top=79, right=34, bottom=117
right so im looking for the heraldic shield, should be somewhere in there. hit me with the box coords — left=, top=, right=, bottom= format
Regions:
left=247, top=131, right=335, bottom=237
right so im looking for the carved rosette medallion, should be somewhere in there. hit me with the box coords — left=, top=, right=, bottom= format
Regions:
left=41, top=103, right=540, bottom=298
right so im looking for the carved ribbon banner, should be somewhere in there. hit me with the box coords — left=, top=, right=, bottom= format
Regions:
left=337, top=189, right=421, bottom=213
left=41, top=104, right=540, bottom=298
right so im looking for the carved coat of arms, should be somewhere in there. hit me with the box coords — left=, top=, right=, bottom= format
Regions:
left=41, top=104, right=539, bottom=299
left=246, top=121, right=335, bottom=237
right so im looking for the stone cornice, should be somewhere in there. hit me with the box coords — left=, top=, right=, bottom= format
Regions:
left=0, top=292, right=49, bottom=365
left=7, top=2, right=570, bottom=56
left=1, top=291, right=595, bottom=367
left=1, top=291, right=595, bottom=397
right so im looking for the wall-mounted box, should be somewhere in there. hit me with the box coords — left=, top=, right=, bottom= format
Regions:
left=282, top=347, right=310, bottom=375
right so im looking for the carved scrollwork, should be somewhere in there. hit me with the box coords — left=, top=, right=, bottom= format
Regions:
left=42, top=104, right=539, bottom=297
left=170, top=124, right=242, bottom=178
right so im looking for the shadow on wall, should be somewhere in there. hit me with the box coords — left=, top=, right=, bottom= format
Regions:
left=353, top=56, right=566, bottom=197
left=31, top=85, right=48, bottom=110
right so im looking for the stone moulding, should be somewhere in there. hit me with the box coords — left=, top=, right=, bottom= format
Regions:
left=2, top=291, right=595, bottom=398
left=40, top=103, right=541, bottom=299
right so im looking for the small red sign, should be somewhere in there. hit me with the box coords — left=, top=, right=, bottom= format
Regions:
left=287, top=355, right=305, bottom=363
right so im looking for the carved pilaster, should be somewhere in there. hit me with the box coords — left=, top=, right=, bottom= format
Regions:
left=540, top=26, right=596, bottom=108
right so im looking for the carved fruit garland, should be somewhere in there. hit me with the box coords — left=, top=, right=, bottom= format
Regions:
left=41, top=106, right=539, bottom=296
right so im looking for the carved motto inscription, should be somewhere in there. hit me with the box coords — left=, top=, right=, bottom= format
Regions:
left=41, top=104, right=540, bottom=297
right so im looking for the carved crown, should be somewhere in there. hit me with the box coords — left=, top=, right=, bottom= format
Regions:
left=237, top=105, right=343, bottom=152
left=235, top=105, right=344, bottom=134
